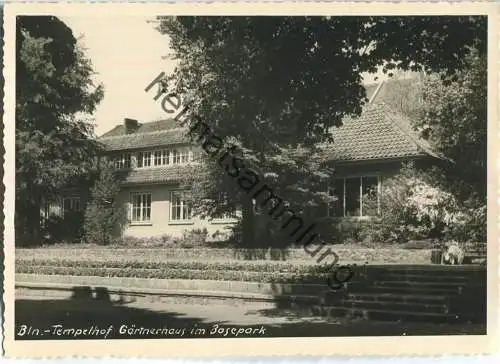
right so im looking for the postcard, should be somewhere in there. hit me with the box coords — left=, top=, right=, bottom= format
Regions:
left=2, top=1, right=498, bottom=358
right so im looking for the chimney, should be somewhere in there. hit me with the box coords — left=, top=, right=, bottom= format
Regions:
left=124, top=118, right=139, bottom=134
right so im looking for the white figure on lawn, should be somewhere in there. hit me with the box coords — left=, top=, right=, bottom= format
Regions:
left=441, top=241, right=465, bottom=265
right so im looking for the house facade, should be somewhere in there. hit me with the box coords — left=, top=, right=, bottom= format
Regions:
left=41, top=79, right=441, bottom=240
left=94, top=80, right=441, bottom=238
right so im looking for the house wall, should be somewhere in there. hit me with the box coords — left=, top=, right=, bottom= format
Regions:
left=117, top=184, right=236, bottom=239
left=117, top=157, right=433, bottom=238
left=333, top=157, right=435, bottom=178
left=333, top=160, right=404, bottom=179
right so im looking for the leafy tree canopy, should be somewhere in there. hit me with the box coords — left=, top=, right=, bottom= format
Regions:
left=158, top=16, right=486, bottom=247
left=158, top=16, right=485, bottom=145
left=16, top=16, right=104, bottom=245
left=415, top=52, right=487, bottom=204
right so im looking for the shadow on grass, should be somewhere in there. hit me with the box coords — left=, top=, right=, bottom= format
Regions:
left=16, top=286, right=212, bottom=340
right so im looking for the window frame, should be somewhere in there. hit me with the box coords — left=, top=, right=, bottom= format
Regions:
left=112, top=153, right=132, bottom=169
left=61, top=196, right=81, bottom=218
left=210, top=193, right=241, bottom=224
left=130, top=192, right=152, bottom=225
left=136, top=147, right=193, bottom=168
left=169, top=191, right=194, bottom=224
left=326, top=174, right=381, bottom=218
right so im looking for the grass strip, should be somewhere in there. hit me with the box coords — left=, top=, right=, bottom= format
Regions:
left=16, top=265, right=331, bottom=283
left=16, top=259, right=339, bottom=274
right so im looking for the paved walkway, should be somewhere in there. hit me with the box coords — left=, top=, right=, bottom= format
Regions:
left=15, top=295, right=485, bottom=339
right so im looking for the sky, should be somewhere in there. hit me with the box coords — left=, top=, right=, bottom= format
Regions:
left=62, top=16, right=177, bottom=136
left=61, top=16, right=393, bottom=137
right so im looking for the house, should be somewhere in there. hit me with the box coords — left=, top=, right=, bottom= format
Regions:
left=41, top=78, right=443, bottom=239
left=93, top=79, right=442, bottom=238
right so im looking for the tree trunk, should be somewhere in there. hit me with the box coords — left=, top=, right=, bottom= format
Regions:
left=25, top=195, right=42, bottom=246
left=241, top=197, right=255, bottom=248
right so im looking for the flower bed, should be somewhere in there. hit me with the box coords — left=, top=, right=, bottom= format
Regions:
left=17, top=259, right=334, bottom=274
left=16, top=259, right=332, bottom=284
left=16, top=247, right=432, bottom=264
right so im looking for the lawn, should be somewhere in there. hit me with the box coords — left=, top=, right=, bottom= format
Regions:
left=16, top=244, right=432, bottom=264
left=15, top=244, right=432, bottom=283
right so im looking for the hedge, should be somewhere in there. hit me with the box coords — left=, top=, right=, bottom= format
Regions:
left=16, top=265, right=332, bottom=284
left=16, top=247, right=432, bottom=264
left=16, top=259, right=336, bottom=274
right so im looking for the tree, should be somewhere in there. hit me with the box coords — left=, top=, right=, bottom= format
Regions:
left=157, top=16, right=486, bottom=247
left=83, top=161, right=127, bottom=245
left=16, top=16, right=104, bottom=246
left=366, top=52, right=487, bottom=243
left=414, top=52, right=487, bottom=204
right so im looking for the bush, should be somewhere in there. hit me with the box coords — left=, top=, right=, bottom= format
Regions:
left=83, top=163, right=127, bottom=245
left=174, top=228, right=209, bottom=248
left=42, top=212, right=84, bottom=244
left=363, top=163, right=484, bottom=244
left=448, top=203, right=486, bottom=243
left=313, top=218, right=372, bottom=246
left=122, top=234, right=173, bottom=247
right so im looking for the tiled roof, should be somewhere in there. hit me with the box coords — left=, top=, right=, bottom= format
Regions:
left=116, top=165, right=196, bottom=186
left=99, top=128, right=189, bottom=152
left=365, top=78, right=420, bottom=104
left=322, top=103, right=439, bottom=162
left=100, top=118, right=180, bottom=138
left=107, top=102, right=439, bottom=185
left=99, top=78, right=438, bottom=165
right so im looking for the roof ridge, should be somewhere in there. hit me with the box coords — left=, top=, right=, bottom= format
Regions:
left=99, top=126, right=187, bottom=140
left=368, top=80, right=385, bottom=104
left=139, top=117, right=177, bottom=125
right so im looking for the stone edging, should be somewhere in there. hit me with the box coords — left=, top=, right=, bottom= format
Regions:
left=15, top=274, right=328, bottom=297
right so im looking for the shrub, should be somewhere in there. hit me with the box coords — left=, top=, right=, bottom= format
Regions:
left=314, top=218, right=371, bottom=245
left=83, top=163, right=127, bottom=245
left=121, top=234, right=174, bottom=248
left=448, top=203, right=486, bottom=243
left=42, top=212, right=84, bottom=244
left=175, top=228, right=209, bottom=248
left=363, top=163, right=481, bottom=244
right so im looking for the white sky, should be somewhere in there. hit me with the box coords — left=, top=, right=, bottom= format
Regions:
left=62, top=16, right=177, bottom=136
left=62, top=16, right=391, bottom=136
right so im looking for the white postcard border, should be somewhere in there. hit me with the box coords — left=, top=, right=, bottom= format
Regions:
left=2, top=1, right=499, bottom=358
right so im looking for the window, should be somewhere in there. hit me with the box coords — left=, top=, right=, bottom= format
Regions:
left=112, top=153, right=131, bottom=169
left=180, top=150, right=190, bottom=164
left=137, top=148, right=192, bottom=167
left=63, top=197, right=81, bottom=212
left=327, top=176, right=380, bottom=217
left=62, top=197, right=81, bottom=218
left=170, top=192, right=192, bottom=221
left=130, top=192, right=151, bottom=223
left=212, top=193, right=239, bottom=221
left=328, top=179, right=344, bottom=217
left=171, top=149, right=191, bottom=164
left=162, top=150, right=170, bottom=165
left=154, top=150, right=162, bottom=166
left=137, top=152, right=152, bottom=168
left=153, top=150, right=170, bottom=166
left=172, top=149, right=180, bottom=164
left=42, top=200, right=62, bottom=220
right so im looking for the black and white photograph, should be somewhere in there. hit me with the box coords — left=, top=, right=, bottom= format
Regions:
left=2, top=1, right=497, bottom=358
